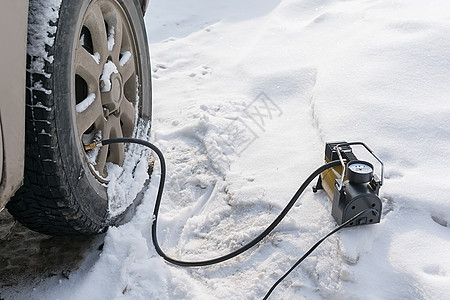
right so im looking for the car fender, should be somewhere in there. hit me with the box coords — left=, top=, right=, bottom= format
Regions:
left=0, top=1, right=28, bottom=210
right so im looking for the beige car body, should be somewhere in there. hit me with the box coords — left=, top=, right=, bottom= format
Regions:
left=0, top=0, right=148, bottom=212
left=0, top=1, right=28, bottom=211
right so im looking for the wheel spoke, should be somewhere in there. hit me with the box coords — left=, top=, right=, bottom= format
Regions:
left=83, top=3, right=108, bottom=62
left=95, top=145, right=109, bottom=178
left=117, top=22, right=135, bottom=82
left=108, top=115, right=124, bottom=165
left=111, top=13, right=124, bottom=63
left=75, top=45, right=101, bottom=84
left=76, top=94, right=103, bottom=135
left=119, top=56, right=136, bottom=83
left=94, top=119, right=111, bottom=177
left=120, top=98, right=136, bottom=137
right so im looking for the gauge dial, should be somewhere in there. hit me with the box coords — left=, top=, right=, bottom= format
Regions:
left=348, top=163, right=373, bottom=174
left=347, top=160, right=374, bottom=183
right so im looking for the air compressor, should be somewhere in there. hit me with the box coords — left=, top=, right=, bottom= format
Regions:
left=313, top=141, right=383, bottom=226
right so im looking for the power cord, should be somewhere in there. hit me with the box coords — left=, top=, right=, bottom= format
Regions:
left=263, top=208, right=377, bottom=299
left=89, top=138, right=376, bottom=298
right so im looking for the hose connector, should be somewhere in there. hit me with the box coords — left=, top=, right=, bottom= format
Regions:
left=84, top=141, right=103, bottom=151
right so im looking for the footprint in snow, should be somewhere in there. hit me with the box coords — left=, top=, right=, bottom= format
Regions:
left=388, top=21, right=431, bottom=34
left=423, top=264, right=448, bottom=277
left=188, top=65, right=211, bottom=78
left=431, top=215, right=448, bottom=228
left=153, top=63, right=168, bottom=73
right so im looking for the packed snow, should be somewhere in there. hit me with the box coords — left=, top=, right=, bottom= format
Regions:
left=119, top=51, right=132, bottom=67
left=92, top=52, right=101, bottom=64
left=107, top=26, right=116, bottom=52
left=4, top=0, right=450, bottom=299
left=100, top=60, right=119, bottom=92
left=75, top=93, right=96, bottom=113
left=26, top=0, right=61, bottom=75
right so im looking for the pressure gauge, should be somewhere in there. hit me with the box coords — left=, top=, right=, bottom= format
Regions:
left=347, top=160, right=374, bottom=184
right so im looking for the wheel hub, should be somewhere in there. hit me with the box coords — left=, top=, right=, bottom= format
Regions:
left=111, top=75, right=122, bottom=104
left=101, top=63, right=123, bottom=114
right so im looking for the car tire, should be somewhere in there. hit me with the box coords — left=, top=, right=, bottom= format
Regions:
left=7, top=0, right=151, bottom=235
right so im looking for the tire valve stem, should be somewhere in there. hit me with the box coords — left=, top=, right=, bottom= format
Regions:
left=84, top=141, right=103, bottom=151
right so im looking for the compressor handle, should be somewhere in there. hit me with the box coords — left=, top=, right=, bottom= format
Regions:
left=334, top=141, right=384, bottom=190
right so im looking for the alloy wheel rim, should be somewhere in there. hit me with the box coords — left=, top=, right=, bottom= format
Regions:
left=74, top=0, right=139, bottom=181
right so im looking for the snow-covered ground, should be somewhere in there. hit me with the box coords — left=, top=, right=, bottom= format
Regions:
left=5, top=0, right=450, bottom=299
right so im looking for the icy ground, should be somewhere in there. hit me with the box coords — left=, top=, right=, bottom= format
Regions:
left=6, top=0, right=450, bottom=299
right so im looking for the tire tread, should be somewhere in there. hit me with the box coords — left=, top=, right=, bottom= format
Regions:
left=7, top=3, right=104, bottom=235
